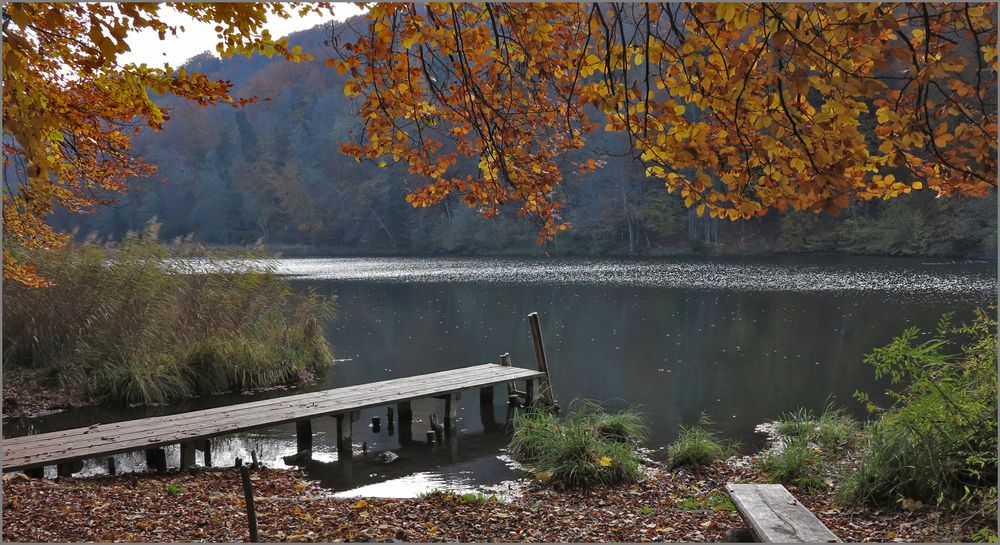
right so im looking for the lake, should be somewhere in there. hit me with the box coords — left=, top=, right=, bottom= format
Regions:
left=6, top=255, right=996, bottom=496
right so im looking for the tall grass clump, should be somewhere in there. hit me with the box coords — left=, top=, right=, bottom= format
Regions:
left=776, top=402, right=861, bottom=454
left=843, top=311, right=997, bottom=510
left=508, top=402, right=648, bottom=489
left=3, top=222, right=335, bottom=405
left=667, top=416, right=739, bottom=468
left=758, top=435, right=826, bottom=491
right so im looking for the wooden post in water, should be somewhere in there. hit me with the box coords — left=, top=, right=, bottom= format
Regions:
left=145, top=448, right=167, bottom=472
left=528, top=312, right=556, bottom=408
left=397, top=401, right=413, bottom=444
left=239, top=465, right=259, bottom=542
left=57, top=460, right=82, bottom=477
left=478, top=385, right=494, bottom=407
left=202, top=439, right=212, bottom=468
left=429, top=413, right=444, bottom=443
left=499, top=353, right=519, bottom=404
left=525, top=379, right=536, bottom=407
left=336, top=413, right=354, bottom=459
left=107, top=457, right=116, bottom=476
left=180, top=442, right=196, bottom=471
left=444, top=393, right=458, bottom=434
left=479, top=385, right=496, bottom=430
left=295, top=420, right=313, bottom=454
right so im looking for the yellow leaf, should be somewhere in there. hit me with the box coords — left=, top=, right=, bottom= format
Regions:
left=350, top=500, right=369, bottom=509
left=599, top=456, right=613, bottom=467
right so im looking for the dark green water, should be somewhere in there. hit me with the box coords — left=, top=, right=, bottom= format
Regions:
left=5, top=255, right=995, bottom=496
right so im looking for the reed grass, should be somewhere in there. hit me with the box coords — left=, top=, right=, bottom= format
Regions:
left=3, top=222, right=335, bottom=405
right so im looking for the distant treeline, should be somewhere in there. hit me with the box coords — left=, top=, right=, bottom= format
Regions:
left=51, top=22, right=997, bottom=259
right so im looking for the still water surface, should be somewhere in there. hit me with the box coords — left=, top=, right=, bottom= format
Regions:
left=6, top=256, right=996, bottom=496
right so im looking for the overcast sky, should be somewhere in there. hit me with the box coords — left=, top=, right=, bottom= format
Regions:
left=121, top=4, right=367, bottom=67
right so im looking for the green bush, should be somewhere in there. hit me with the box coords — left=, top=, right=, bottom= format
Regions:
left=3, top=223, right=335, bottom=404
left=508, top=403, right=647, bottom=489
left=758, top=435, right=826, bottom=491
left=667, top=418, right=737, bottom=468
left=843, top=311, right=997, bottom=508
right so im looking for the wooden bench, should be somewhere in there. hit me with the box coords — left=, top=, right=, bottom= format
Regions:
left=725, top=483, right=840, bottom=543
left=3, top=363, right=545, bottom=475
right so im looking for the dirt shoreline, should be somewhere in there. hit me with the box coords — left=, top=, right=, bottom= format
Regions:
left=2, top=462, right=983, bottom=543
left=2, top=375, right=96, bottom=419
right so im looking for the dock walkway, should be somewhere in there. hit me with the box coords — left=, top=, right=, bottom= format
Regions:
left=3, top=363, right=545, bottom=475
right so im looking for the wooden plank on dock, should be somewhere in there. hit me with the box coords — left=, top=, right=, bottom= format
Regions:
left=725, top=484, right=840, bottom=543
left=3, top=363, right=544, bottom=472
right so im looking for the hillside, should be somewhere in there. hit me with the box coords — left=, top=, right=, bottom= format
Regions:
left=53, top=20, right=997, bottom=258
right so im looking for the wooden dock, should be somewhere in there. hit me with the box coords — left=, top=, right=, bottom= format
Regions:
left=3, top=363, right=546, bottom=476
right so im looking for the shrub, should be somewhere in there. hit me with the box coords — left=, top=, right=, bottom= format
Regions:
left=667, top=417, right=737, bottom=468
left=843, top=311, right=997, bottom=508
left=758, top=435, right=826, bottom=491
left=3, top=222, right=335, bottom=405
left=508, top=402, right=647, bottom=489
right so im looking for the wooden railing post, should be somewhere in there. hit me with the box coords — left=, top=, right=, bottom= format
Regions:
left=239, top=465, right=259, bottom=542
left=528, top=312, right=556, bottom=408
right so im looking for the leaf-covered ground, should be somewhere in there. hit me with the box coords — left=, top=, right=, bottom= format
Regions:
left=1, top=462, right=981, bottom=542
left=2, top=374, right=94, bottom=418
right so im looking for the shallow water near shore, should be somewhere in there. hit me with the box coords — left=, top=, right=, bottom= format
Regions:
left=6, top=255, right=996, bottom=497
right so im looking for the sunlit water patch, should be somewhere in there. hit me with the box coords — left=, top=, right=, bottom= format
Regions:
left=189, top=256, right=996, bottom=296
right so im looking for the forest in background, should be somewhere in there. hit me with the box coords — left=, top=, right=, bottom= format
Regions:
left=50, top=20, right=997, bottom=258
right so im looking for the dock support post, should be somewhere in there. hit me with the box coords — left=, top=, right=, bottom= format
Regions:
left=500, top=353, right=519, bottom=404
left=180, top=442, right=197, bottom=471
left=525, top=378, right=537, bottom=407
left=202, top=439, right=212, bottom=468
left=145, top=448, right=167, bottom=472
left=479, top=386, right=494, bottom=407
left=107, top=457, right=116, bottom=476
left=397, top=401, right=413, bottom=444
left=336, top=413, right=354, bottom=459
left=296, top=420, right=313, bottom=453
left=528, top=312, right=556, bottom=408
left=480, top=386, right=496, bottom=430
left=444, top=393, right=458, bottom=434
left=57, top=461, right=82, bottom=477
